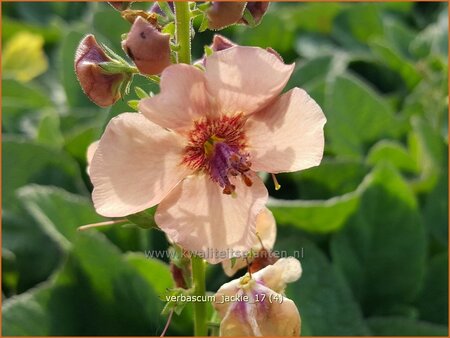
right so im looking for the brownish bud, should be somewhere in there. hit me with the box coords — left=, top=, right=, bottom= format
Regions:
left=149, top=2, right=174, bottom=16
left=240, top=2, right=270, bottom=26
left=108, top=1, right=132, bottom=11
left=210, top=34, right=236, bottom=52
left=122, top=16, right=171, bottom=75
left=170, top=262, right=188, bottom=289
left=249, top=248, right=279, bottom=274
left=207, top=2, right=247, bottom=30
left=74, top=34, right=127, bottom=108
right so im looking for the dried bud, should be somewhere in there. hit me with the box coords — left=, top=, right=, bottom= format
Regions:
left=240, top=2, right=270, bottom=26
left=122, top=16, right=171, bottom=75
left=74, top=35, right=128, bottom=107
left=108, top=1, right=131, bottom=11
left=207, top=2, right=247, bottom=30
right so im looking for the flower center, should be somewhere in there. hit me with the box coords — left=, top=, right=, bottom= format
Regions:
left=182, top=114, right=252, bottom=195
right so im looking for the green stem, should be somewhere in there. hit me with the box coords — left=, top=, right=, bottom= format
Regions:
left=173, top=4, right=206, bottom=336
left=174, top=2, right=191, bottom=64
left=192, top=255, right=207, bottom=336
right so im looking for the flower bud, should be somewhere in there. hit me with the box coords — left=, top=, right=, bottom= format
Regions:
left=211, top=34, right=236, bottom=52
left=207, top=2, right=247, bottom=30
left=149, top=2, right=174, bottom=16
left=122, top=16, right=171, bottom=75
left=240, top=2, right=270, bottom=26
left=207, top=2, right=269, bottom=30
left=214, top=258, right=302, bottom=336
left=74, top=35, right=128, bottom=107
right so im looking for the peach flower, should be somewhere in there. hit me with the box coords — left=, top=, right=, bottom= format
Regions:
left=90, top=46, right=326, bottom=263
left=214, top=257, right=302, bottom=336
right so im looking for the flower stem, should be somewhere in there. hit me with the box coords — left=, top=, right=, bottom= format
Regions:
left=173, top=4, right=206, bottom=336
left=191, top=255, right=208, bottom=336
left=174, top=2, right=191, bottom=64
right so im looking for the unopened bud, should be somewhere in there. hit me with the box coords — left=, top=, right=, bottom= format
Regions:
left=211, top=34, right=236, bottom=52
left=74, top=34, right=129, bottom=107
left=207, top=2, right=247, bottom=30
left=240, top=2, right=270, bottom=26
left=122, top=16, right=171, bottom=75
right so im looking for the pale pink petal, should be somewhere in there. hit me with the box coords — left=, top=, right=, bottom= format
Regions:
left=218, top=283, right=301, bottom=336
left=138, top=64, right=213, bottom=132
left=155, top=172, right=268, bottom=264
left=221, top=257, right=248, bottom=277
left=213, top=279, right=241, bottom=318
left=205, top=46, right=294, bottom=116
left=86, top=140, right=99, bottom=176
left=221, top=207, right=276, bottom=277
left=220, top=297, right=257, bottom=336
left=254, top=257, right=302, bottom=294
left=90, top=113, right=190, bottom=217
left=255, top=207, right=277, bottom=250
left=246, top=88, right=326, bottom=173
left=254, top=287, right=301, bottom=336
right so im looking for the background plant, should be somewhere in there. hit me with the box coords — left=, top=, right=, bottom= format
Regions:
left=2, top=2, right=448, bottom=336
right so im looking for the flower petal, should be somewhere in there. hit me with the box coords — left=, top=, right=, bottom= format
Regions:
left=255, top=287, right=301, bottom=336
left=246, top=87, right=326, bottom=173
left=155, top=172, right=268, bottom=264
left=90, top=113, right=190, bottom=217
left=255, top=207, right=277, bottom=250
left=222, top=207, right=276, bottom=277
left=254, top=257, right=302, bottom=294
left=138, top=64, right=213, bottom=132
left=205, top=46, right=294, bottom=116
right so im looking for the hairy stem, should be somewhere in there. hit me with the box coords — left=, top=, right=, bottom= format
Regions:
left=174, top=3, right=206, bottom=336
left=192, top=255, right=208, bottom=336
left=174, top=2, right=191, bottom=64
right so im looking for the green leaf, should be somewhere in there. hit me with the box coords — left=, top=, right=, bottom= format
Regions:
left=235, top=10, right=295, bottom=56
left=423, top=172, right=448, bottom=246
left=37, top=111, right=65, bottom=149
left=268, top=160, right=375, bottom=233
left=18, top=185, right=104, bottom=248
left=268, top=192, right=359, bottom=233
left=332, top=4, right=384, bottom=51
left=2, top=17, right=61, bottom=44
left=2, top=210, right=61, bottom=294
left=2, top=79, right=53, bottom=134
left=93, top=9, right=131, bottom=52
left=269, top=159, right=369, bottom=200
left=331, top=164, right=426, bottom=315
left=408, top=116, right=447, bottom=192
left=366, top=140, right=419, bottom=174
left=289, top=2, right=343, bottom=34
left=369, top=39, right=421, bottom=90
left=325, top=73, right=396, bottom=158
left=417, top=252, right=448, bottom=325
left=280, top=235, right=370, bottom=335
left=367, top=317, right=448, bottom=336
left=2, top=32, right=48, bottom=82
left=2, top=139, right=87, bottom=212
left=2, top=232, right=182, bottom=335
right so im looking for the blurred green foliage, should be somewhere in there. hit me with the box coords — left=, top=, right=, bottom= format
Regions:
left=1, top=2, right=448, bottom=336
